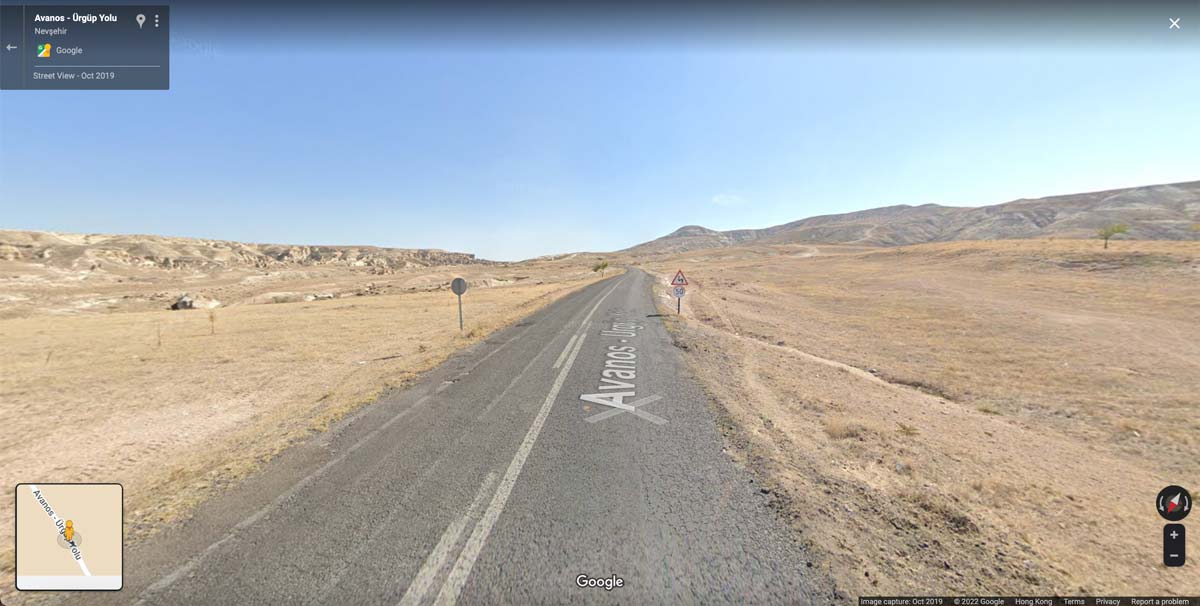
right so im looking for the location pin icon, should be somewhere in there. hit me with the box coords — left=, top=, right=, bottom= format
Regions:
left=136, top=14, right=146, bottom=29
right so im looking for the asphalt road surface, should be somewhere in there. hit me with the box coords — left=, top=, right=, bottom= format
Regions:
left=65, top=269, right=817, bottom=605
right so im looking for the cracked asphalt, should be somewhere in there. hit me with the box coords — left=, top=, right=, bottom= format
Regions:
left=61, top=269, right=818, bottom=605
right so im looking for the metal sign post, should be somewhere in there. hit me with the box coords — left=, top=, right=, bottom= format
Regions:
left=671, top=270, right=688, bottom=315
left=451, top=277, right=468, bottom=331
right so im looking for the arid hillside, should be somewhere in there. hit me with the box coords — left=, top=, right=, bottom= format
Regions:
left=0, top=230, right=481, bottom=271
left=626, top=180, right=1200, bottom=253
left=0, top=230, right=599, bottom=319
left=636, top=239, right=1199, bottom=597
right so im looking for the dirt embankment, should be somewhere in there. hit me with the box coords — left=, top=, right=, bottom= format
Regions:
left=641, top=240, right=1200, bottom=598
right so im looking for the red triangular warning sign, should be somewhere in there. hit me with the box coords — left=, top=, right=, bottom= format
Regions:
left=671, top=270, right=688, bottom=286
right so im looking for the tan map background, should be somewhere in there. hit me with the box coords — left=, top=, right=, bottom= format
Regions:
left=16, top=484, right=121, bottom=578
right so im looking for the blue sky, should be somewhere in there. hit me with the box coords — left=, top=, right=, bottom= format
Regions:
left=3, top=12, right=1198, bottom=260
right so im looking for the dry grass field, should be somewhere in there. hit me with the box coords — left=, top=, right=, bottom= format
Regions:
left=0, top=252, right=613, bottom=596
left=638, top=240, right=1199, bottom=597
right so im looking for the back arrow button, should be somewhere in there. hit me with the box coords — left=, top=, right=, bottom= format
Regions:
left=4, top=44, right=16, bottom=51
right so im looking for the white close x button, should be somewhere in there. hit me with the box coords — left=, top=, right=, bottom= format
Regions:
left=1169, top=17, right=1181, bottom=29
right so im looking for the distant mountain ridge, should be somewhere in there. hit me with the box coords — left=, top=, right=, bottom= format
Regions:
left=0, top=230, right=484, bottom=272
left=625, top=181, right=1200, bottom=254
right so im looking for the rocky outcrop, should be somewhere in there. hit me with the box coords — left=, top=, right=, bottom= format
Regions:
left=169, top=294, right=221, bottom=310
left=0, top=231, right=485, bottom=272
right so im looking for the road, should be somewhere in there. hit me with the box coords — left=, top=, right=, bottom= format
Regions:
left=68, top=269, right=818, bottom=605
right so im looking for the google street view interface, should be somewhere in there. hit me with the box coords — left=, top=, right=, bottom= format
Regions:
left=1, top=0, right=1198, bottom=604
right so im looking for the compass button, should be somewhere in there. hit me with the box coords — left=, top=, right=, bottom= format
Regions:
left=1157, top=485, right=1192, bottom=522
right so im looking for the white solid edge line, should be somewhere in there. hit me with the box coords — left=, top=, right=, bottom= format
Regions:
left=398, top=472, right=499, bottom=606
left=433, top=331, right=589, bottom=606
left=403, top=279, right=618, bottom=604
left=431, top=279, right=620, bottom=606
left=485, top=277, right=618, bottom=419
left=136, top=406, right=420, bottom=604
left=579, top=280, right=621, bottom=332
left=142, top=276, right=619, bottom=602
left=134, top=335, right=523, bottom=602
left=551, top=334, right=577, bottom=369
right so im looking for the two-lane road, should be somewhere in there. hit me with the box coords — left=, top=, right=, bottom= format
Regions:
left=73, top=269, right=817, bottom=605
